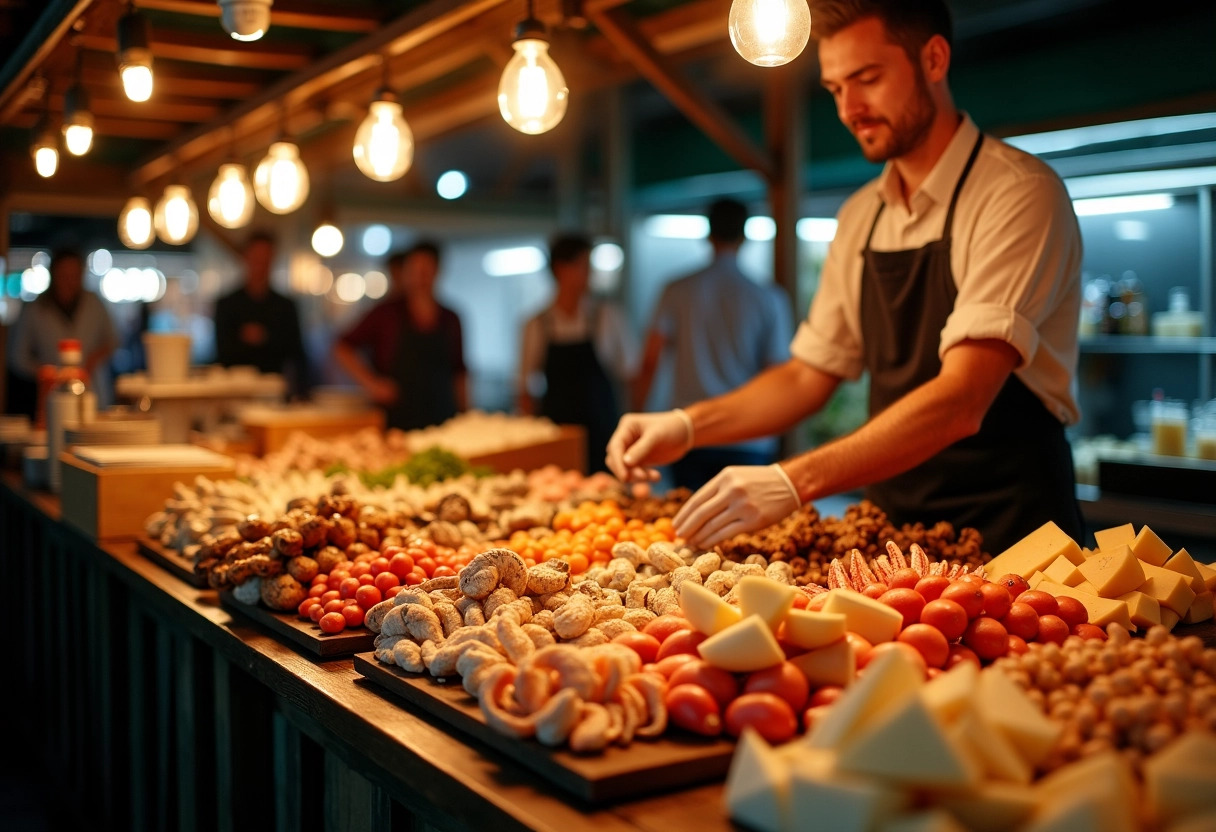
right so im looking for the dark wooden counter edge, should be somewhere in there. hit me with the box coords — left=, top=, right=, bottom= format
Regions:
left=1, top=473, right=726, bottom=832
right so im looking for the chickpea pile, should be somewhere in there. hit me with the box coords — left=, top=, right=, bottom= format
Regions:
left=992, top=624, right=1216, bottom=775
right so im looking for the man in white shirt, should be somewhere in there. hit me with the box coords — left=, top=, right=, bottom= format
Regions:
left=606, top=0, right=1083, bottom=555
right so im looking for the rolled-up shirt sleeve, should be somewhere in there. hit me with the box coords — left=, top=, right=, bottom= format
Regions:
left=940, top=172, right=1080, bottom=369
left=789, top=219, right=866, bottom=381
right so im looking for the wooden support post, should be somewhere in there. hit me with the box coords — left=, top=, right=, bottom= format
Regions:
left=129, top=605, right=151, bottom=832
left=323, top=750, right=392, bottom=832
left=273, top=712, right=303, bottom=832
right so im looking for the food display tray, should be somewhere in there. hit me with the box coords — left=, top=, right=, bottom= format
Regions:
left=352, top=652, right=735, bottom=803
left=137, top=537, right=208, bottom=588
left=220, top=591, right=375, bottom=658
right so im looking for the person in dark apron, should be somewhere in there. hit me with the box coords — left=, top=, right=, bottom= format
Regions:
left=539, top=305, right=620, bottom=473
left=385, top=309, right=460, bottom=431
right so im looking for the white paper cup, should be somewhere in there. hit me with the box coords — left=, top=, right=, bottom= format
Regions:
left=143, top=333, right=192, bottom=382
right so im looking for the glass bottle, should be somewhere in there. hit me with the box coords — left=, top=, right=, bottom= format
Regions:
left=46, top=339, right=96, bottom=492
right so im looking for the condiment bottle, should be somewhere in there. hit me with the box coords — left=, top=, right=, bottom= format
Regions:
left=46, top=339, right=96, bottom=492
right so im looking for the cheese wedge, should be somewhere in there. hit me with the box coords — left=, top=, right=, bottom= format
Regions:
left=1165, top=549, right=1207, bottom=593
left=1194, top=560, right=1216, bottom=592
left=680, top=582, right=743, bottom=635
left=1160, top=607, right=1181, bottom=631
left=697, top=615, right=785, bottom=673
left=1142, top=733, right=1216, bottom=825
left=935, top=782, right=1037, bottom=832
left=951, top=707, right=1033, bottom=784
left=976, top=667, right=1062, bottom=766
left=1043, top=555, right=1084, bottom=587
left=806, top=647, right=924, bottom=751
left=1131, top=525, right=1172, bottom=566
left=838, top=695, right=979, bottom=788
left=723, top=728, right=789, bottom=832
left=985, top=522, right=1084, bottom=580
left=1093, top=523, right=1135, bottom=553
left=1032, top=751, right=1139, bottom=832
left=1021, top=793, right=1132, bottom=832
left=784, top=609, right=847, bottom=650
left=1077, top=545, right=1146, bottom=598
left=789, top=757, right=909, bottom=831
left=1140, top=563, right=1197, bottom=616
left=1115, top=590, right=1162, bottom=629
left=737, top=576, right=797, bottom=632
left=880, top=811, right=967, bottom=832
left=1028, top=571, right=1048, bottom=590
left=1182, top=591, right=1213, bottom=624
left=790, top=637, right=855, bottom=688
left=821, top=589, right=903, bottom=644
left=1037, top=581, right=1134, bottom=630
left=920, top=660, right=980, bottom=725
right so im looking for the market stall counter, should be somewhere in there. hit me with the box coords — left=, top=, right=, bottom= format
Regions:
left=2, top=473, right=722, bottom=832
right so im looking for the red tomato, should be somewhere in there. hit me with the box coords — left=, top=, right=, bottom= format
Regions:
left=339, top=577, right=361, bottom=600
left=888, top=568, right=921, bottom=590
left=996, top=574, right=1031, bottom=598
left=318, top=611, right=347, bottom=634
left=945, top=644, right=981, bottom=669
left=369, top=557, right=391, bottom=576
left=320, top=589, right=342, bottom=604
left=724, top=694, right=798, bottom=744
left=329, top=569, right=350, bottom=587
left=388, top=553, right=415, bottom=580
left=845, top=631, right=873, bottom=657
left=384, top=585, right=402, bottom=599
left=652, top=653, right=699, bottom=678
left=1001, top=602, right=1040, bottom=641
left=1007, top=634, right=1029, bottom=655
left=1017, top=590, right=1059, bottom=618
left=309, top=604, right=327, bottom=623
left=415, top=557, right=437, bottom=577
left=671, top=661, right=740, bottom=709
left=341, top=605, right=365, bottom=628
left=878, top=588, right=927, bottom=630
left=354, top=585, right=382, bottom=610
left=1072, top=623, right=1107, bottom=641
left=404, top=569, right=426, bottom=586
left=308, top=583, right=327, bottom=599
left=612, top=632, right=663, bottom=664
left=323, top=599, right=346, bottom=615
left=956, top=573, right=986, bottom=586
left=432, top=565, right=457, bottom=578
left=373, top=571, right=400, bottom=594
left=897, top=623, right=950, bottom=669
left=807, top=594, right=830, bottom=612
left=861, top=582, right=889, bottom=600
left=657, top=629, right=708, bottom=661
left=861, top=642, right=927, bottom=677
left=914, top=576, right=951, bottom=602
left=809, top=686, right=844, bottom=708
left=791, top=593, right=809, bottom=611
left=350, top=562, right=371, bottom=578
left=665, top=684, right=722, bottom=736
left=744, top=662, right=809, bottom=712
left=962, top=616, right=1009, bottom=661
left=920, top=598, right=969, bottom=641
left=1055, top=596, right=1089, bottom=629
left=978, top=582, right=1013, bottom=619
left=297, top=598, right=320, bottom=619
left=643, top=614, right=693, bottom=643
left=1037, top=614, right=1069, bottom=645
left=311, top=573, right=329, bottom=586
left=357, top=574, right=375, bottom=586
left=940, top=582, right=985, bottom=619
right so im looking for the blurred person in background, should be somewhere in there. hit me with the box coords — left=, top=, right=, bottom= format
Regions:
left=518, top=233, right=634, bottom=472
left=631, top=198, right=793, bottom=490
left=7, top=247, right=117, bottom=413
left=333, top=240, right=468, bottom=430
left=213, top=232, right=309, bottom=396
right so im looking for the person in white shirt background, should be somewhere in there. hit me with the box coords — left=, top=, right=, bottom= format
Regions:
left=606, top=0, right=1084, bottom=556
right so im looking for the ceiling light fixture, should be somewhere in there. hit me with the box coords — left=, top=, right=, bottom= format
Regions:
left=118, top=196, right=155, bottom=249
left=30, top=84, right=58, bottom=178
left=254, top=138, right=309, bottom=214
left=311, top=222, right=344, bottom=258
left=728, top=0, right=811, bottom=67
left=117, top=2, right=154, bottom=102
left=498, top=0, right=568, bottom=135
left=62, top=52, right=94, bottom=156
left=353, top=56, right=414, bottom=182
left=207, top=162, right=255, bottom=228
left=154, top=185, right=199, bottom=245
left=219, top=0, right=272, bottom=42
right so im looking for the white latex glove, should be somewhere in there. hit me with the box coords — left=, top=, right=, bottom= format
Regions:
left=673, top=464, right=802, bottom=549
left=605, top=409, right=694, bottom=482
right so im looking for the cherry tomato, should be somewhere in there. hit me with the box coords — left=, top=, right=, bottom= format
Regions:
left=743, top=662, right=809, bottom=712
left=297, top=598, right=321, bottom=619
left=845, top=631, right=873, bottom=657
left=861, top=582, right=889, bottom=600
left=671, top=661, right=740, bottom=709
left=328, top=569, right=350, bottom=589
left=1007, top=634, right=1029, bottom=655
left=945, top=643, right=981, bottom=669
left=384, top=585, right=403, bottom=600
left=652, top=653, right=700, bottom=679
left=309, top=604, right=327, bottom=623
left=920, top=598, right=969, bottom=641
left=373, top=571, right=400, bottom=594
left=914, top=576, right=951, bottom=602
left=962, top=616, right=1009, bottom=661
left=666, top=684, right=722, bottom=736
left=997, top=574, right=1031, bottom=598
left=308, top=583, right=327, bottom=599
left=809, top=686, right=844, bottom=708
left=341, top=605, right=365, bottom=628
left=1017, top=590, right=1059, bottom=618
left=404, top=569, right=426, bottom=586
left=807, top=594, right=830, bottom=612
left=1001, top=602, right=1040, bottom=641
left=415, top=557, right=437, bottom=577
left=318, top=611, right=347, bottom=634
left=354, top=585, right=382, bottom=610
left=611, top=632, right=662, bottom=664
left=956, top=573, right=986, bottom=586
left=656, top=629, right=708, bottom=661
left=432, top=565, right=457, bottom=578
left=724, top=693, right=798, bottom=744
left=791, top=593, right=810, bottom=611
left=888, top=568, right=921, bottom=590
left=339, top=577, right=361, bottom=600
left=369, top=557, right=391, bottom=576
left=358, top=574, right=375, bottom=586
left=388, top=553, right=415, bottom=580
left=311, top=573, right=329, bottom=586
left=940, top=582, right=985, bottom=619
left=323, top=599, right=347, bottom=615
left=642, top=614, right=693, bottom=643
left=978, top=582, right=1013, bottom=620
left=878, top=588, right=927, bottom=630
left=1055, top=596, right=1089, bottom=629
left=350, top=562, right=371, bottom=578
left=1072, top=622, right=1107, bottom=641
left=897, top=623, right=950, bottom=669
left=861, top=642, right=927, bottom=677
left=1037, top=614, right=1070, bottom=645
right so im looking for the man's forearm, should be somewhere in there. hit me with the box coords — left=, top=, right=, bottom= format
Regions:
left=332, top=342, right=378, bottom=391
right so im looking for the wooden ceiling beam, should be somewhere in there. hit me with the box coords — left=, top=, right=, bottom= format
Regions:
left=586, top=6, right=773, bottom=180
left=8, top=111, right=183, bottom=139
left=73, top=65, right=267, bottom=100
left=75, top=31, right=315, bottom=71
left=41, top=91, right=224, bottom=123
left=0, top=0, right=95, bottom=124
left=133, top=0, right=382, bottom=33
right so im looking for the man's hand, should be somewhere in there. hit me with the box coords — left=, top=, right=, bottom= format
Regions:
left=605, top=410, right=694, bottom=482
left=367, top=376, right=399, bottom=406
left=673, top=464, right=802, bottom=549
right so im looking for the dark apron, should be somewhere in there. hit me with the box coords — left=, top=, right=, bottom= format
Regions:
left=539, top=309, right=619, bottom=473
left=860, top=134, right=1082, bottom=555
left=386, top=312, right=458, bottom=431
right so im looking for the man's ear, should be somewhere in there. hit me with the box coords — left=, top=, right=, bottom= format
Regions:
left=921, top=33, right=951, bottom=84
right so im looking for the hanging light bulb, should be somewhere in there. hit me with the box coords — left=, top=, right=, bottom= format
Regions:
left=207, top=163, right=255, bottom=228
left=254, top=141, right=309, bottom=214
left=154, top=185, right=199, bottom=245
left=30, top=110, right=58, bottom=178
left=118, top=196, right=155, bottom=249
left=728, top=0, right=811, bottom=67
left=498, top=7, right=568, bottom=136
left=117, top=3, right=154, bottom=102
left=218, top=0, right=273, bottom=42
left=62, top=64, right=94, bottom=156
left=353, top=76, right=414, bottom=182
left=311, top=222, right=343, bottom=257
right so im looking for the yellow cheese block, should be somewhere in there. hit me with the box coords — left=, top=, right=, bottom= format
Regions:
left=1131, top=526, right=1173, bottom=567
left=790, top=637, right=855, bottom=688
left=1115, top=590, right=1162, bottom=629
left=1038, top=581, right=1134, bottom=630
left=697, top=614, right=785, bottom=673
left=951, top=706, right=1033, bottom=784
left=1142, top=732, right=1216, bottom=826
left=724, top=728, right=789, bottom=832
left=789, top=757, right=909, bottom=832
left=1093, top=523, right=1135, bottom=553
left=1031, top=751, right=1139, bottom=832
left=1028, top=571, right=1048, bottom=590
left=784, top=609, right=847, bottom=650
left=1165, top=549, right=1207, bottom=593
left=1182, top=591, right=1214, bottom=624
left=1074, top=580, right=1101, bottom=595
left=679, top=582, right=742, bottom=635
left=838, top=695, right=980, bottom=788
left=806, top=647, right=924, bottom=751
left=921, top=660, right=980, bottom=725
left=935, top=782, right=1037, bottom=832
left=976, top=667, right=1062, bottom=766
left=1077, top=545, right=1146, bottom=598
left=821, top=588, right=904, bottom=645
left=880, top=811, right=968, bottom=832
left=1021, top=793, right=1131, bottom=832
left=1195, top=560, right=1216, bottom=592
left=1043, top=555, right=1084, bottom=587
left=1160, top=607, right=1181, bottom=631
left=737, top=576, right=798, bottom=631
left=1140, top=563, right=1198, bottom=616
left=985, top=522, right=1084, bottom=580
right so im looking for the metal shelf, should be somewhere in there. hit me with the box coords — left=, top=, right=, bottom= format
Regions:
left=1079, top=336, right=1216, bottom=354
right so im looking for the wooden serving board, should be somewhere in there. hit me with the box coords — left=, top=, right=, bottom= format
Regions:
left=219, top=591, right=375, bottom=659
left=352, top=652, right=735, bottom=803
left=136, top=537, right=208, bottom=588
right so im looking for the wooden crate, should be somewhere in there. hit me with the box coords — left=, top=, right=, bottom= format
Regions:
left=241, top=408, right=385, bottom=455
left=59, top=453, right=235, bottom=541
left=467, top=425, right=587, bottom=474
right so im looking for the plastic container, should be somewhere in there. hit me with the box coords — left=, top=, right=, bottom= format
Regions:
left=1193, top=400, right=1216, bottom=461
left=1150, top=398, right=1188, bottom=457
left=143, top=332, right=192, bottom=382
left=1151, top=287, right=1204, bottom=337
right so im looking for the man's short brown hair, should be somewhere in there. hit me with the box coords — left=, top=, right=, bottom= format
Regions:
left=809, top=0, right=953, bottom=62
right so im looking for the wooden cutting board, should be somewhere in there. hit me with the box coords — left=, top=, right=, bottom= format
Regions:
left=220, top=591, right=375, bottom=659
left=136, top=537, right=209, bottom=588
left=353, top=652, right=735, bottom=803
